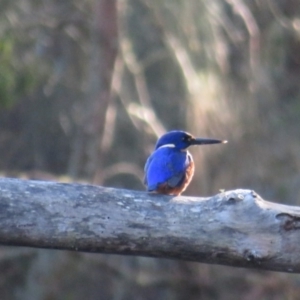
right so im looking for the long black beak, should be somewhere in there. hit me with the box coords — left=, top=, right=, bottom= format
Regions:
left=191, top=138, right=227, bottom=145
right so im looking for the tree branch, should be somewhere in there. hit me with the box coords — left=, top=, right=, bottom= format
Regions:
left=1, top=178, right=300, bottom=273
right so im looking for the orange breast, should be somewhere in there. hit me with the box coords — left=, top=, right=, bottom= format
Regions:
left=155, top=160, right=195, bottom=196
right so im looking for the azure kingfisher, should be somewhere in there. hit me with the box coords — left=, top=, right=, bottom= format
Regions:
left=144, top=130, right=227, bottom=196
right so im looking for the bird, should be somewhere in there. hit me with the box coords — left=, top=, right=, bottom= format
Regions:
left=144, top=130, right=227, bottom=196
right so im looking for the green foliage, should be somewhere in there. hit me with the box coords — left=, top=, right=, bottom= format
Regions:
left=0, top=34, right=39, bottom=109
left=0, top=35, right=16, bottom=108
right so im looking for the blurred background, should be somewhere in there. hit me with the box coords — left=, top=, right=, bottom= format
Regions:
left=1, top=0, right=300, bottom=299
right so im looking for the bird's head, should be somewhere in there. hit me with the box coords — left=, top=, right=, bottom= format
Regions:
left=155, top=130, right=227, bottom=150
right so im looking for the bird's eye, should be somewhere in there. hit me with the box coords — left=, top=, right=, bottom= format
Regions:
left=182, top=136, right=192, bottom=142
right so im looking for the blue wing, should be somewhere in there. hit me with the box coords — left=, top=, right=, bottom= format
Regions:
left=144, top=147, right=189, bottom=191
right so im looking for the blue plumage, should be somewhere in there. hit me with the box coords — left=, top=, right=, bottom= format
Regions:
left=144, top=146, right=190, bottom=191
left=144, top=130, right=226, bottom=195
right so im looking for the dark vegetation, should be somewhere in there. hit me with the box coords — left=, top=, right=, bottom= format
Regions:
left=1, top=0, right=300, bottom=299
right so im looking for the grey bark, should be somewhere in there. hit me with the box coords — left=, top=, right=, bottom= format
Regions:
left=0, top=178, right=300, bottom=273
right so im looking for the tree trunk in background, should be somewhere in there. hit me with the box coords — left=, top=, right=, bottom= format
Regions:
left=87, top=0, right=118, bottom=182
left=85, top=0, right=118, bottom=182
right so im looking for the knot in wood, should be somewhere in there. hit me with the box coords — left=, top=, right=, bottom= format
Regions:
left=243, top=249, right=262, bottom=265
left=225, top=193, right=244, bottom=204
left=276, top=213, right=300, bottom=231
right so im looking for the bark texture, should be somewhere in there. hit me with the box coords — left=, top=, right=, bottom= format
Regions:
left=0, top=178, right=300, bottom=273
